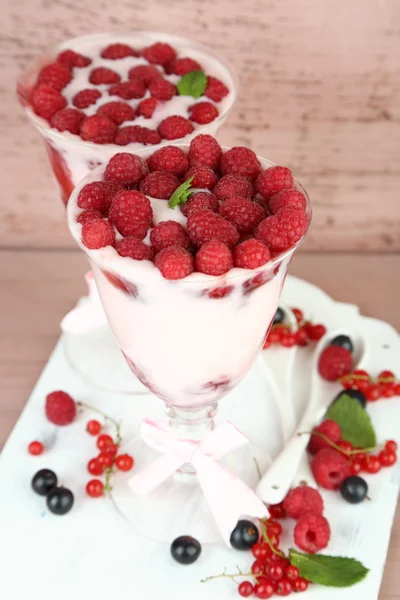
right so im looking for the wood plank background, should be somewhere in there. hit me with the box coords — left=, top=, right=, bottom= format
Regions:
left=2, top=0, right=400, bottom=251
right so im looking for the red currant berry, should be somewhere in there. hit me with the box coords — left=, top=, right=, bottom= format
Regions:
left=378, top=370, right=395, bottom=381
left=394, top=383, right=400, bottom=396
left=337, top=440, right=353, bottom=455
left=341, top=376, right=356, bottom=389
left=252, top=559, right=266, bottom=575
left=103, top=442, right=119, bottom=456
left=238, top=581, right=254, bottom=597
left=381, top=385, right=395, bottom=398
left=281, top=333, right=296, bottom=348
left=267, top=563, right=284, bottom=582
left=28, top=441, right=44, bottom=456
left=385, top=440, right=398, bottom=453
left=275, top=578, right=292, bottom=596
left=365, top=383, right=381, bottom=401
left=86, top=419, right=102, bottom=435
left=350, top=461, right=362, bottom=475
left=269, top=329, right=281, bottom=344
left=379, top=450, right=397, bottom=467
left=96, top=433, right=114, bottom=450
left=263, top=338, right=272, bottom=349
left=268, top=502, right=286, bottom=519
left=364, top=455, right=381, bottom=474
left=292, top=308, right=303, bottom=323
left=254, top=577, right=275, bottom=599
left=86, top=479, right=104, bottom=498
left=97, top=452, right=114, bottom=468
left=252, top=542, right=271, bottom=560
left=285, top=566, right=299, bottom=581
left=307, top=324, right=326, bottom=341
left=265, top=519, right=283, bottom=537
left=295, top=328, right=308, bottom=346
left=293, top=577, right=309, bottom=592
left=115, top=454, right=134, bottom=471
left=87, top=458, right=103, bottom=476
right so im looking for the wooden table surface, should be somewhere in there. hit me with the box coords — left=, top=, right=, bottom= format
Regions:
left=0, top=249, right=398, bottom=597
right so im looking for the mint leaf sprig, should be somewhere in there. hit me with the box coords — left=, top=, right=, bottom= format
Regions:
left=168, top=176, right=194, bottom=209
left=289, top=549, right=369, bottom=587
left=326, top=394, right=377, bottom=448
left=177, top=70, right=207, bottom=98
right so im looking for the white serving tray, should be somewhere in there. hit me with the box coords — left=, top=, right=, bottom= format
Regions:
left=0, top=275, right=399, bottom=600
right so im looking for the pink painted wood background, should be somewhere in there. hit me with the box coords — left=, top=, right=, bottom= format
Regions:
left=2, top=0, right=400, bottom=250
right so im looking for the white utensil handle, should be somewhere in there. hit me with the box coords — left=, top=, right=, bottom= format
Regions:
left=293, top=452, right=317, bottom=489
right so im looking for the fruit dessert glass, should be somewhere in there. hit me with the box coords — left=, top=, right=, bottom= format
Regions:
left=67, top=136, right=311, bottom=541
left=17, top=32, right=237, bottom=205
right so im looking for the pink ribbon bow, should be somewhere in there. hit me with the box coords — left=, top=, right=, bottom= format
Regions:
left=129, top=418, right=268, bottom=545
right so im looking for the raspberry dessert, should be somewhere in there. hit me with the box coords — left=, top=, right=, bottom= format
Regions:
left=68, top=136, right=311, bottom=407
left=17, top=32, right=236, bottom=204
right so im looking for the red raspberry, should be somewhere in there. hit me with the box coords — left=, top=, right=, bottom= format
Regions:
left=180, top=192, right=219, bottom=217
left=37, top=62, right=72, bottom=91
left=255, top=166, right=294, bottom=199
left=45, top=390, right=76, bottom=425
left=105, top=152, right=149, bottom=185
left=89, top=67, right=121, bottom=85
left=73, top=88, right=101, bottom=109
left=115, top=125, right=161, bottom=146
left=147, top=146, right=189, bottom=177
left=139, top=171, right=180, bottom=199
left=283, top=485, right=324, bottom=519
left=109, top=79, right=146, bottom=100
left=214, top=174, right=255, bottom=201
left=233, top=239, right=271, bottom=269
left=116, top=237, right=154, bottom=261
left=184, top=166, right=217, bottom=190
left=294, top=514, right=331, bottom=554
left=166, top=57, right=202, bottom=75
left=195, top=240, right=233, bottom=275
left=158, top=115, right=194, bottom=140
left=205, top=76, right=229, bottom=102
left=255, top=207, right=308, bottom=252
left=81, top=219, right=116, bottom=249
left=128, top=65, right=161, bottom=85
left=57, top=49, right=91, bottom=68
left=150, top=221, right=189, bottom=253
left=312, top=448, right=351, bottom=489
left=108, top=190, right=153, bottom=238
left=269, top=188, right=307, bottom=214
left=101, top=43, right=138, bottom=59
left=220, top=197, right=265, bottom=233
left=143, top=42, right=177, bottom=66
left=189, top=102, right=219, bottom=124
left=221, top=147, right=261, bottom=180
left=97, top=101, right=135, bottom=125
left=77, top=209, right=102, bottom=224
left=149, top=78, right=176, bottom=101
left=80, top=115, right=117, bottom=144
left=155, top=246, right=194, bottom=280
left=136, top=97, right=158, bottom=118
left=77, top=180, right=122, bottom=213
left=308, top=419, right=342, bottom=454
left=50, top=108, right=84, bottom=134
left=31, top=84, right=67, bottom=119
left=187, top=209, right=239, bottom=248
left=318, top=346, right=353, bottom=381
left=188, top=134, right=222, bottom=170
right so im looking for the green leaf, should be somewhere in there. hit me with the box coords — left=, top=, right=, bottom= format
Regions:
left=289, top=549, right=369, bottom=587
left=168, top=177, right=194, bottom=209
left=177, top=71, right=207, bottom=98
left=325, top=394, right=376, bottom=448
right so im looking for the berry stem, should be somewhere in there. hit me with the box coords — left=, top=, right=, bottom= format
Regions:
left=300, top=430, right=382, bottom=455
left=260, top=520, right=285, bottom=558
left=77, top=401, right=122, bottom=445
left=201, top=566, right=254, bottom=584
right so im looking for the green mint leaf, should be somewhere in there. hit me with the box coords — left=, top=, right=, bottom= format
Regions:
left=289, top=549, right=369, bottom=587
left=177, top=71, right=207, bottom=98
left=325, top=393, right=376, bottom=448
left=168, top=176, right=194, bottom=209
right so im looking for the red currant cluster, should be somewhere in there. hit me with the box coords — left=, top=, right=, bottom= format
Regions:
left=263, top=307, right=326, bottom=349
left=85, top=419, right=134, bottom=498
left=348, top=440, right=398, bottom=475
left=340, top=370, right=400, bottom=402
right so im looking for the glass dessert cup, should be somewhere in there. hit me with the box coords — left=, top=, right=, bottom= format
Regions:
left=17, top=32, right=237, bottom=395
left=67, top=146, right=311, bottom=543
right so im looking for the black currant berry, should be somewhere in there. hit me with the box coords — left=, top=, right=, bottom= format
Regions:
left=46, top=486, right=74, bottom=515
left=31, top=469, right=58, bottom=496
left=340, top=476, right=368, bottom=504
left=230, top=520, right=259, bottom=550
left=170, top=536, right=201, bottom=565
left=332, top=389, right=367, bottom=409
left=273, top=307, right=285, bottom=325
left=330, top=334, right=354, bottom=353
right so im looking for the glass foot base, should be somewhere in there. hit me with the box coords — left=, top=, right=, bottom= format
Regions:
left=63, top=327, right=150, bottom=395
left=110, top=433, right=270, bottom=544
